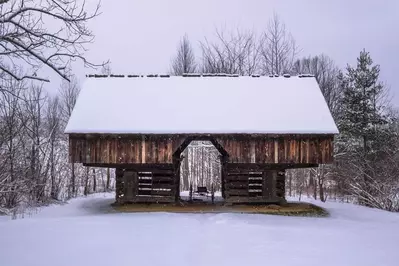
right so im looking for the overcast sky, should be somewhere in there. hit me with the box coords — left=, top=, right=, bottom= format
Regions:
left=51, top=0, right=399, bottom=105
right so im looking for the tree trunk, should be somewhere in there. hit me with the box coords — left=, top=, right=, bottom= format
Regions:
left=201, top=145, right=204, bottom=187
left=84, top=167, right=89, bottom=196
left=362, top=135, right=371, bottom=207
left=318, top=178, right=325, bottom=202
left=50, top=139, right=56, bottom=200
left=92, top=169, right=97, bottom=192
left=71, top=162, right=76, bottom=197
left=106, top=168, right=111, bottom=191
left=310, top=170, right=317, bottom=200
left=183, top=149, right=189, bottom=191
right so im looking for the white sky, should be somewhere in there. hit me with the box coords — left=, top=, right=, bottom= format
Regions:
left=46, top=0, right=399, bottom=106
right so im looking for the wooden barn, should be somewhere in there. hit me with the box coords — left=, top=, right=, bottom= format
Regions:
left=65, top=74, right=339, bottom=205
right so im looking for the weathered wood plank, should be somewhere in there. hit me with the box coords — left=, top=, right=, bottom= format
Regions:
left=225, top=189, right=249, bottom=196
left=138, top=172, right=173, bottom=178
left=274, top=139, right=279, bottom=163
left=123, top=171, right=137, bottom=201
left=280, top=139, right=285, bottom=163
left=248, top=191, right=263, bottom=197
left=137, top=189, right=152, bottom=196
left=138, top=179, right=152, bottom=184
left=225, top=181, right=249, bottom=189
left=225, top=175, right=249, bottom=181
left=228, top=172, right=262, bottom=177
left=152, top=189, right=174, bottom=196
left=151, top=179, right=174, bottom=184
left=115, top=168, right=124, bottom=203
left=152, top=183, right=175, bottom=190
left=138, top=184, right=152, bottom=189
left=69, top=134, right=334, bottom=165
left=276, top=170, right=286, bottom=198
left=248, top=179, right=262, bottom=184
left=262, top=171, right=273, bottom=199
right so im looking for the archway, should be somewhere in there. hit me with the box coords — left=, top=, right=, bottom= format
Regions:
left=173, top=136, right=228, bottom=203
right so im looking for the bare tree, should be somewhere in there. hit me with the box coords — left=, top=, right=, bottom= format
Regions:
left=22, top=84, right=48, bottom=203
left=259, top=13, right=299, bottom=75
left=200, top=28, right=260, bottom=75
left=101, top=61, right=112, bottom=75
left=293, top=54, right=343, bottom=119
left=59, top=75, right=80, bottom=123
left=291, top=55, right=343, bottom=202
left=171, top=34, right=197, bottom=75
left=0, top=0, right=105, bottom=84
left=0, top=76, right=25, bottom=209
left=59, top=74, right=80, bottom=197
left=46, top=95, right=62, bottom=200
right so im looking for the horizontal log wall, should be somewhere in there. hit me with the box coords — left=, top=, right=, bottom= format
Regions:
left=69, top=134, right=185, bottom=164
left=224, top=169, right=286, bottom=204
left=115, top=169, right=177, bottom=204
left=216, top=135, right=333, bottom=165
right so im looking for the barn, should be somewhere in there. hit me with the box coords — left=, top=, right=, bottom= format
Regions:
left=65, top=74, right=339, bottom=205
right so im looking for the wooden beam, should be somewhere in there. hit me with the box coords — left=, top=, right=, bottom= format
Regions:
left=70, top=134, right=334, bottom=165
left=225, top=163, right=318, bottom=171
left=82, top=163, right=174, bottom=170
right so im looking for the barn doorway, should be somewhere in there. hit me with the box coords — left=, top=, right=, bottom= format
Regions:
left=179, top=140, right=223, bottom=203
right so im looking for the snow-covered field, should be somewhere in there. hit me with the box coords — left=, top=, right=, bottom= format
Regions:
left=1, top=193, right=398, bottom=266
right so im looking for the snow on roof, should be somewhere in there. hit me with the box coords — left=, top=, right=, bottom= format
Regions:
left=64, top=75, right=339, bottom=134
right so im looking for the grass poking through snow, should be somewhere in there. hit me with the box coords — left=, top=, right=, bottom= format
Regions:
left=112, top=201, right=329, bottom=217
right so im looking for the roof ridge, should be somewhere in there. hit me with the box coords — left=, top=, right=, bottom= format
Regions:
left=85, top=73, right=316, bottom=79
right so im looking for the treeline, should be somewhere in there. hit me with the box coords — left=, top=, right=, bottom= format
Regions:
left=171, top=15, right=399, bottom=212
left=0, top=0, right=106, bottom=216
left=0, top=75, right=114, bottom=216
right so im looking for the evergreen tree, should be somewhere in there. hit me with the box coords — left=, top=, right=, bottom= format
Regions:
left=339, top=49, right=386, bottom=152
left=338, top=50, right=388, bottom=206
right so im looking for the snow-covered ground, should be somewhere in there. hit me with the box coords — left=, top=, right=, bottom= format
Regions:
left=1, top=193, right=398, bottom=266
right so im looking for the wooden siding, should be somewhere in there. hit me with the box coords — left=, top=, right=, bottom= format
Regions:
left=215, top=135, right=333, bottom=165
left=69, top=134, right=334, bottom=166
left=69, top=134, right=185, bottom=164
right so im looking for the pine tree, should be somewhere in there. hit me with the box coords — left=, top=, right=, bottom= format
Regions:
left=339, top=49, right=386, bottom=152
left=339, top=50, right=387, bottom=205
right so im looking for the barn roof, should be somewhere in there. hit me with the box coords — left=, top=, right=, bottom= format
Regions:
left=64, top=75, right=339, bottom=135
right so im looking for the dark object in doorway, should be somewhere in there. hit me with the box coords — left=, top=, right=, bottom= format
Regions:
left=196, top=186, right=209, bottom=196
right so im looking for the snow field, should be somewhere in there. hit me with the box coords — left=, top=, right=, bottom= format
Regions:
left=0, top=193, right=398, bottom=266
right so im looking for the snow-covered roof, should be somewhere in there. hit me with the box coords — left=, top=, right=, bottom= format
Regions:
left=64, top=75, right=339, bottom=134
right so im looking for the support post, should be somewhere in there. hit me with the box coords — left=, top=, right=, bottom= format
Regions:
left=276, top=169, right=286, bottom=204
left=262, top=170, right=274, bottom=200
left=189, top=184, right=193, bottom=202
left=211, top=184, right=215, bottom=204
left=173, top=157, right=181, bottom=203
left=221, top=155, right=228, bottom=199
left=124, top=170, right=138, bottom=202
left=115, top=168, right=124, bottom=204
